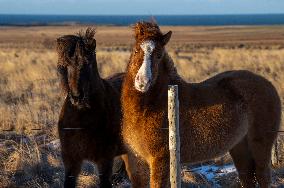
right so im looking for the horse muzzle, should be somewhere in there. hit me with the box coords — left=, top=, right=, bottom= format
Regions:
left=69, top=93, right=91, bottom=110
left=134, top=75, right=151, bottom=93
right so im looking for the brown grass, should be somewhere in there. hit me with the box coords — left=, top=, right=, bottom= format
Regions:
left=0, top=25, right=283, bottom=187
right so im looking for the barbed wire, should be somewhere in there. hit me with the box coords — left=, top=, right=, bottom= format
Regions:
left=3, top=78, right=59, bottom=83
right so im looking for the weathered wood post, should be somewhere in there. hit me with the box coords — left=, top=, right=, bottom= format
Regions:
left=168, top=85, right=181, bottom=188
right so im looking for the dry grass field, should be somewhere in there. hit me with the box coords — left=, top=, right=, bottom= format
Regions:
left=0, top=25, right=284, bottom=187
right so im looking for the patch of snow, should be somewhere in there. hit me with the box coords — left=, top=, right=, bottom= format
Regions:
left=189, top=164, right=236, bottom=187
left=46, top=139, right=60, bottom=150
left=113, top=180, right=131, bottom=188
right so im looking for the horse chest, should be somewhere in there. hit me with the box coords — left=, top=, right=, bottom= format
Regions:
left=123, top=110, right=167, bottom=159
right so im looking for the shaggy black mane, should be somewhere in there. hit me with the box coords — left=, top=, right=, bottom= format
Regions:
left=57, top=27, right=96, bottom=66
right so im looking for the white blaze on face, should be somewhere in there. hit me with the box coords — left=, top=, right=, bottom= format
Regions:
left=134, top=40, right=155, bottom=92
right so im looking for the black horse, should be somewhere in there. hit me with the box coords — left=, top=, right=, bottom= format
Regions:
left=57, top=28, right=126, bottom=188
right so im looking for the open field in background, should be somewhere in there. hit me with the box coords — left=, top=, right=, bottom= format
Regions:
left=0, top=25, right=284, bottom=187
left=1, top=25, right=284, bottom=50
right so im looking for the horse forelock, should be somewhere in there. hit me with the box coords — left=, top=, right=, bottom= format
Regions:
left=134, top=21, right=163, bottom=42
left=57, top=35, right=77, bottom=67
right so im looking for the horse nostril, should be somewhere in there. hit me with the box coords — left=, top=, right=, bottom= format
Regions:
left=139, top=83, right=144, bottom=88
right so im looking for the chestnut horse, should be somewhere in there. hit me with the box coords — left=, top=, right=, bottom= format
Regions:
left=121, top=21, right=281, bottom=188
left=57, top=28, right=126, bottom=188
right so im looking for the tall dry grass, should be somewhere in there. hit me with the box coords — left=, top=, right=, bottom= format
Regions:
left=0, top=46, right=284, bottom=186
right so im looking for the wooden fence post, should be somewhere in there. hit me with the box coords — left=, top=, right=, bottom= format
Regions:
left=168, top=85, right=181, bottom=188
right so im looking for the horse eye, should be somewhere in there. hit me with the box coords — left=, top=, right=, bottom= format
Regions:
left=134, top=50, right=138, bottom=54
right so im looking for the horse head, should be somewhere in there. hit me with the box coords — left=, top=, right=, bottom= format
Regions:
left=130, top=21, right=172, bottom=93
left=56, top=28, right=98, bottom=109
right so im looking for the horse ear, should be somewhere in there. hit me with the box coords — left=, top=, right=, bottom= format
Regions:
left=162, top=31, right=172, bottom=45
left=84, top=27, right=97, bottom=51
left=56, top=38, right=66, bottom=55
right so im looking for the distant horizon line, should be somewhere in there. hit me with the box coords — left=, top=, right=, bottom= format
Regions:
left=1, top=13, right=284, bottom=16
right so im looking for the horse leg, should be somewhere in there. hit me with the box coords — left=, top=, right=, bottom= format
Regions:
left=112, top=155, right=128, bottom=185
left=149, top=155, right=170, bottom=188
left=97, top=158, right=114, bottom=188
left=122, top=153, right=149, bottom=188
left=248, top=132, right=276, bottom=188
left=229, top=136, right=256, bottom=188
left=63, top=156, right=83, bottom=188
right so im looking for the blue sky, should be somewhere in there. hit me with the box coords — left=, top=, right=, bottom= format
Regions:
left=0, top=0, right=284, bottom=15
